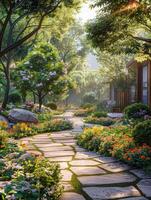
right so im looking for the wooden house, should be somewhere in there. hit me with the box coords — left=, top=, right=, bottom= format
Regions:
left=109, top=60, right=151, bottom=112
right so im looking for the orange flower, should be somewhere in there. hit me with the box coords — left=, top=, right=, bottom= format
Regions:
left=140, top=155, right=146, bottom=160
left=127, top=157, right=131, bottom=161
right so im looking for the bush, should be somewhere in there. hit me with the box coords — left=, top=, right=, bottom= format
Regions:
left=82, top=93, right=96, bottom=104
left=77, top=126, right=151, bottom=168
left=8, top=91, right=22, bottom=104
left=84, top=116, right=115, bottom=126
left=4, top=157, right=63, bottom=200
left=132, top=120, right=151, bottom=146
left=74, top=107, right=95, bottom=117
left=46, top=102, right=57, bottom=110
left=81, top=103, right=94, bottom=109
left=124, top=103, right=151, bottom=120
left=37, top=112, right=52, bottom=122
left=11, top=123, right=36, bottom=139
left=46, top=119, right=72, bottom=132
left=0, top=130, right=8, bottom=148
left=91, top=111, right=107, bottom=118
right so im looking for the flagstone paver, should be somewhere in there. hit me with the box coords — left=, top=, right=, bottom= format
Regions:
left=70, top=166, right=106, bottom=176
left=60, top=192, right=86, bottom=200
left=137, top=179, right=151, bottom=198
left=83, top=186, right=141, bottom=199
left=19, top=110, right=150, bottom=200
left=78, top=173, right=137, bottom=186
left=100, top=162, right=131, bottom=173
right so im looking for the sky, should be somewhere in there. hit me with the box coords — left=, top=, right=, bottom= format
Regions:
left=77, top=1, right=99, bottom=70
left=77, top=1, right=96, bottom=23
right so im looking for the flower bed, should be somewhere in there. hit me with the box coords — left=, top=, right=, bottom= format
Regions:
left=84, top=116, right=116, bottom=126
left=77, top=126, right=151, bottom=169
left=0, top=134, right=62, bottom=200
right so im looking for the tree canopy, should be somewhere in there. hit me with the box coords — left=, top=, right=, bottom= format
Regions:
left=87, top=0, right=151, bottom=60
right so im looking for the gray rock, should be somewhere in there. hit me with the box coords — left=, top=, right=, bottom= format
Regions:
left=120, top=197, right=148, bottom=200
left=83, top=186, right=141, bottom=200
left=9, top=108, right=38, bottom=123
left=19, top=153, right=33, bottom=161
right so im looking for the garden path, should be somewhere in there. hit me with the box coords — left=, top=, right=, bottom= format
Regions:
left=21, top=111, right=151, bottom=200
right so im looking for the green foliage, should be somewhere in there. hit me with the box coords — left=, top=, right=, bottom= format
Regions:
left=87, top=1, right=151, bottom=59
left=82, top=92, right=97, bottom=104
left=133, top=120, right=151, bottom=146
left=45, top=119, right=72, bottom=132
left=8, top=91, right=22, bottom=104
left=46, top=102, right=57, bottom=110
left=81, top=103, right=95, bottom=109
left=77, top=126, right=151, bottom=169
left=124, top=103, right=151, bottom=121
left=84, top=116, right=115, bottom=126
left=15, top=43, right=68, bottom=110
left=91, top=111, right=107, bottom=118
left=4, top=158, right=62, bottom=200
left=37, top=112, right=52, bottom=123
left=0, top=130, right=8, bottom=148
left=74, top=108, right=94, bottom=117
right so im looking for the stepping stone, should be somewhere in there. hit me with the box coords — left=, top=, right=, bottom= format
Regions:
left=100, top=162, right=131, bottom=172
left=71, top=166, right=106, bottom=176
left=74, top=146, right=86, bottom=152
left=55, top=140, right=76, bottom=144
left=39, top=146, right=73, bottom=152
left=35, top=143, right=63, bottom=148
left=94, top=156, right=117, bottom=164
left=130, top=169, right=151, bottom=179
left=75, top=152, right=99, bottom=159
left=83, top=186, right=141, bottom=200
left=61, top=170, right=73, bottom=182
left=61, top=182, right=74, bottom=191
left=70, top=160, right=99, bottom=166
left=60, top=192, right=86, bottom=200
left=44, top=151, right=75, bottom=158
left=49, top=156, right=73, bottom=162
left=120, top=197, right=148, bottom=200
left=78, top=173, right=137, bottom=186
left=137, top=179, right=151, bottom=197
left=59, top=162, right=68, bottom=170
left=32, top=141, right=52, bottom=144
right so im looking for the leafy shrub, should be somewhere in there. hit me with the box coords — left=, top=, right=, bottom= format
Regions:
left=4, top=157, right=63, bottom=200
left=123, top=144, right=151, bottom=168
left=0, top=130, right=8, bottom=148
left=82, top=92, right=96, bottom=104
left=124, top=103, right=151, bottom=120
left=81, top=103, right=94, bottom=109
left=91, top=111, right=107, bottom=118
left=37, top=112, right=52, bottom=122
left=132, top=120, right=151, bottom=146
left=77, top=126, right=151, bottom=168
left=84, top=116, right=115, bottom=126
left=74, top=107, right=95, bottom=117
left=12, top=123, right=36, bottom=139
left=8, top=91, right=22, bottom=104
left=46, top=119, right=72, bottom=131
left=46, top=102, right=57, bottom=110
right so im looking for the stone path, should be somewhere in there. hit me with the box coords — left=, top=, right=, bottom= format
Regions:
left=21, top=111, right=151, bottom=200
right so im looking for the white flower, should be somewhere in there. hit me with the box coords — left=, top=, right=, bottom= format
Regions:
left=49, top=71, right=57, bottom=77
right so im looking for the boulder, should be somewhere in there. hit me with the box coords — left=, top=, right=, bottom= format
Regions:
left=8, top=109, right=38, bottom=123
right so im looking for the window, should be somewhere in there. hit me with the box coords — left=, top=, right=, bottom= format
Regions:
left=142, top=65, right=148, bottom=104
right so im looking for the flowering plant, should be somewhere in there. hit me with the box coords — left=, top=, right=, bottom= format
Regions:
left=0, top=121, right=8, bottom=130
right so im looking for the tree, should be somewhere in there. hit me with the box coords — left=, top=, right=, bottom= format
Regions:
left=14, top=43, right=68, bottom=111
left=0, top=0, right=83, bottom=109
left=87, top=0, right=151, bottom=59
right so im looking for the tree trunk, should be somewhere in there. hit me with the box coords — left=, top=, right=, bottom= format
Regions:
left=33, top=93, right=36, bottom=104
left=2, top=60, right=11, bottom=109
left=38, top=95, right=43, bottom=112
